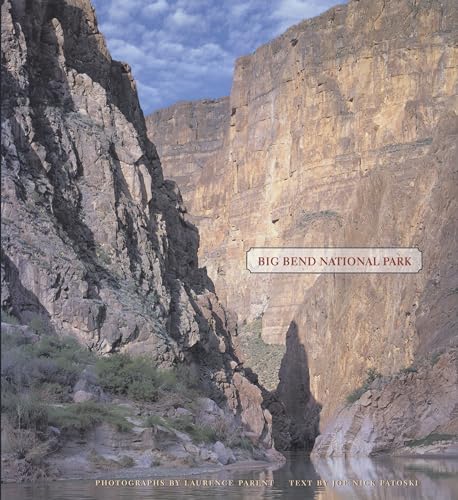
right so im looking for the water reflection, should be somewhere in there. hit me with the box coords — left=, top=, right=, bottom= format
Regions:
left=2, top=453, right=457, bottom=500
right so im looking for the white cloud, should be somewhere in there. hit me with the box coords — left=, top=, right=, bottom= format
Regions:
left=167, top=7, right=200, bottom=27
left=98, top=22, right=120, bottom=37
left=272, top=0, right=337, bottom=33
left=92, top=0, right=344, bottom=113
left=109, top=39, right=147, bottom=64
left=142, top=0, right=169, bottom=17
left=107, top=0, right=142, bottom=21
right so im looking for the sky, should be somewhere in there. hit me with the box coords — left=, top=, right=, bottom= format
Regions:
left=91, top=0, right=344, bottom=115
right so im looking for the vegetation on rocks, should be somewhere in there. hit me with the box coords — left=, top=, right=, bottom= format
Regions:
left=346, top=368, right=382, bottom=404
left=235, top=318, right=285, bottom=390
left=1, top=316, right=257, bottom=480
left=47, top=402, right=132, bottom=433
left=405, top=433, right=456, bottom=448
left=95, top=353, right=200, bottom=402
left=0, top=324, right=186, bottom=473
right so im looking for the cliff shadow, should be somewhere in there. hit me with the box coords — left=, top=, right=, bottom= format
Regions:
left=1, top=251, right=56, bottom=336
left=275, top=321, right=322, bottom=450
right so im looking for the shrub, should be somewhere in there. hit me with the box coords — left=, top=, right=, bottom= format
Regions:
left=144, top=415, right=171, bottom=428
left=346, top=368, right=382, bottom=404
left=38, top=382, right=72, bottom=403
left=28, top=315, right=49, bottom=336
left=405, top=434, right=455, bottom=448
left=172, top=364, right=202, bottom=396
left=365, top=368, right=382, bottom=385
left=173, top=416, right=219, bottom=443
left=118, top=455, right=135, bottom=468
left=27, top=335, right=95, bottom=367
left=228, top=435, right=253, bottom=451
left=430, top=351, right=443, bottom=366
left=2, top=335, right=93, bottom=393
left=1, top=391, right=49, bottom=432
left=96, top=354, right=165, bottom=402
left=346, top=387, right=367, bottom=404
left=400, top=365, right=418, bottom=374
left=47, top=401, right=132, bottom=433
left=1, top=311, right=19, bottom=325
left=1, top=418, right=40, bottom=459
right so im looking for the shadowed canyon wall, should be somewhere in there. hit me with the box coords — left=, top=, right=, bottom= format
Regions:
left=147, top=0, right=458, bottom=433
left=0, top=0, right=283, bottom=452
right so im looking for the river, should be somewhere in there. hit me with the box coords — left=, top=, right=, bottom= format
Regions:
left=2, top=453, right=457, bottom=500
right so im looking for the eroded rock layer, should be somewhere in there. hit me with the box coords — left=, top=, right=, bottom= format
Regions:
left=0, top=0, right=279, bottom=453
left=147, top=0, right=458, bottom=443
left=312, top=349, right=458, bottom=457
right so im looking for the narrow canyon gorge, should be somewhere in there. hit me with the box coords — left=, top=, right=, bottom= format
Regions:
left=148, top=0, right=458, bottom=454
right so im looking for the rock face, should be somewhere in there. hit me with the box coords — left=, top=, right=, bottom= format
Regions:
left=147, top=0, right=458, bottom=441
left=0, top=0, right=277, bottom=450
left=312, top=350, right=458, bottom=457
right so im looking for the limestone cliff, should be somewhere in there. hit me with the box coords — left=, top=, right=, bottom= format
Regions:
left=147, top=0, right=458, bottom=450
left=0, top=0, right=278, bottom=455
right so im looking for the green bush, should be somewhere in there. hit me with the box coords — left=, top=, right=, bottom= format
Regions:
left=1, top=335, right=94, bottom=394
left=38, top=382, right=72, bottom=403
left=28, top=315, right=49, bottom=336
left=405, top=434, right=455, bottom=448
left=346, top=386, right=367, bottom=404
left=144, top=415, right=171, bottom=428
left=47, top=401, right=132, bottom=433
left=229, top=435, right=253, bottom=451
left=96, top=354, right=161, bottom=401
left=1, top=391, right=49, bottom=432
left=430, top=351, right=443, bottom=366
left=95, top=354, right=196, bottom=402
left=118, top=455, right=135, bottom=468
left=173, top=415, right=219, bottom=443
left=346, top=368, right=382, bottom=404
left=173, top=364, right=202, bottom=394
left=400, top=365, right=418, bottom=374
left=1, top=311, right=19, bottom=325
left=27, top=335, right=95, bottom=367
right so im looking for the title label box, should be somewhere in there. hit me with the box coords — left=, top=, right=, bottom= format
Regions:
left=246, top=248, right=422, bottom=274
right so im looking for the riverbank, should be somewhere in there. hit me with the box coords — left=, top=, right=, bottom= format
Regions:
left=1, top=458, right=285, bottom=484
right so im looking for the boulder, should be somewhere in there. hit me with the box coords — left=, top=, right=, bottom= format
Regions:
left=213, top=441, right=236, bottom=465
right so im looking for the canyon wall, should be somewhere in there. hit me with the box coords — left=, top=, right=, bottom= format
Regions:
left=147, top=0, right=458, bottom=438
left=0, top=0, right=279, bottom=452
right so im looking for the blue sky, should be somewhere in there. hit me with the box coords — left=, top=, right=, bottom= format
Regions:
left=92, top=0, right=343, bottom=114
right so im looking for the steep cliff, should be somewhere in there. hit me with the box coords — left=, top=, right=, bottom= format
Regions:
left=0, top=0, right=279, bottom=459
left=312, top=349, right=458, bottom=457
left=147, top=0, right=458, bottom=450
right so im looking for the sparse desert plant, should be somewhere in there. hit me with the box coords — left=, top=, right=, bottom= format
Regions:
left=96, top=354, right=202, bottom=402
left=400, top=365, right=418, bottom=374
left=405, top=433, right=455, bottom=448
left=47, top=401, right=132, bottom=433
left=430, top=351, right=444, bottom=366
left=1, top=335, right=94, bottom=393
left=1, top=311, right=19, bottom=325
left=28, top=314, right=50, bottom=336
left=144, top=414, right=172, bottom=429
left=1, top=390, right=49, bottom=432
left=346, top=368, right=382, bottom=404
left=172, top=415, right=219, bottom=443
left=118, top=455, right=135, bottom=467
left=96, top=353, right=161, bottom=402
left=346, top=386, right=367, bottom=404
left=174, top=364, right=201, bottom=391
left=1, top=417, right=41, bottom=458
